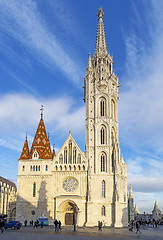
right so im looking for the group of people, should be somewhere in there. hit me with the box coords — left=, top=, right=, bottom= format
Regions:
left=54, top=219, right=61, bottom=231
left=24, top=219, right=44, bottom=228
left=0, top=219, right=5, bottom=233
left=98, top=221, right=103, bottom=231
left=129, top=221, right=141, bottom=234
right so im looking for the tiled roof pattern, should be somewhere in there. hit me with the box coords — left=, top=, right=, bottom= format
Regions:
left=19, top=140, right=29, bottom=159
left=29, top=119, right=52, bottom=159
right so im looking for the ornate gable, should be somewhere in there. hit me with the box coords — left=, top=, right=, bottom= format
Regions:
left=54, top=131, right=87, bottom=167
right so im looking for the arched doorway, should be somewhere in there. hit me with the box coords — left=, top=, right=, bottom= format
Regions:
left=58, top=200, right=78, bottom=225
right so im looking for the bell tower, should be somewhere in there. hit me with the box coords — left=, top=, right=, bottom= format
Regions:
left=84, top=7, right=128, bottom=227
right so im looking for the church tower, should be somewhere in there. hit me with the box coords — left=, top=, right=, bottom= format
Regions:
left=84, top=7, right=127, bottom=227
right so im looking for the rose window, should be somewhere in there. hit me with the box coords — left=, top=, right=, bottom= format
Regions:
left=62, top=178, right=78, bottom=192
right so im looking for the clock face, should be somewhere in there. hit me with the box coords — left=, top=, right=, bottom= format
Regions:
left=62, top=178, right=78, bottom=192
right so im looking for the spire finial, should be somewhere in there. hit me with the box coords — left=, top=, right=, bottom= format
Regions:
left=26, top=133, right=27, bottom=141
left=97, top=6, right=104, bottom=22
left=40, top=105, right=44, bottom=119
left=53, top=143, right=55, bottom=151
left=129, top=184, right=133, bottom=198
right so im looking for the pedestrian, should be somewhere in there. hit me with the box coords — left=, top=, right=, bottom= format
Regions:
left=34, top=221, right=37, bottom=228
left=54, top=219, right=58, bottom=232
left=31, top=220, right=33, bottom=226
left=136, top=221, right=141, bottom=234
left=98, top=221, right=102, bottom=231
left=0, top=220, right=5, bottom=233
left=58, top=220, right=61, bottom=231
left=24, top=220, right=27, bottom=227
left=40, top=221, right=44, bottom=228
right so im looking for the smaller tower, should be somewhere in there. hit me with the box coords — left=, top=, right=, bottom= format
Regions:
left=128, top=184, right=134, bottom=222
left=152, top=201, right=162, bottom=221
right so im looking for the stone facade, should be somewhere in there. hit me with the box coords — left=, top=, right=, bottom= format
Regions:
left=0, top=176, right=16, bottom=219
left=16, top=7, right=128, bottom=227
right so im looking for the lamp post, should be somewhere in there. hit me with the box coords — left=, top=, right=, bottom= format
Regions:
left=73, top=206, right=77, bottom=231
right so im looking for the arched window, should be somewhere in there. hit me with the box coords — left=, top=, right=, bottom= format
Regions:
left=111, top=99, right=115, bottom=119
left=102, top=180, right=105, bottom=198
left=59, top=154, right=63, bottom=164
left=77, top=154, right=81, bottom=164
left=64, top=147, right=67, bottom=164
left=22, top=165, right=25, bottom=171
left=33, top=183, right=36, bottom=197
left=83, top=165, right=85, bottom=171
left=100, top=99, right=105, bottom=116
left=78, top=165, right=81, bottom=171
left=45, top=165, right=48, bottom=171
left=101, top=153, right=106, bottom=172
left=30, top=166, right=32, bottom=171
left=33, top=166, right=35, bottom=171
left=38, top=166, right=40, bottom=171
left=100, top=127, right=106, bottom=144
left=36, top=166, right=38, bottom=171
left=102, top=206, right=106, bottom=216
left=60, top=166, right=62, bottom=171
left=68, top=141, right=72, bottom=164
left=73, top=148, right=77, bottom=164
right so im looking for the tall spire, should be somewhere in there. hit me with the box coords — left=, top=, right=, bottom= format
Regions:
left=129, top=184, right=133, bottom=198
left=135, top=204, right=140, bottom=214
left=95, top=7, right=107, bottom=55
left=19, top=136, right=29, bottom=160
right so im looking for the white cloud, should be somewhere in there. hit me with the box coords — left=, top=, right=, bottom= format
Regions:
left=0, top=93, right=85, bottom=152
left=0, top=0, right=83, bottom=85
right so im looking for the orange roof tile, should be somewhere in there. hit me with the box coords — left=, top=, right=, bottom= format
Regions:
left=29, top=119, right=52, bottom=159
left=19, top=139, right=29, bottom=160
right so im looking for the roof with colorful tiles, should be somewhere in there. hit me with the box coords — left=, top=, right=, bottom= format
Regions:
left=19, top=138, right=29, bottom=160
left=29, top=118, right=52, bottom=159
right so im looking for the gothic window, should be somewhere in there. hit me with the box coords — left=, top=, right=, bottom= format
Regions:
left=68, top=141, right=72, bottom=164
left=102, top=180, right=106, bottom=198
left=101, top=153, right=106, bottom=172
left=45, top=165, right=48, bottom=171
left=30, top=166, right=32, bottom=171
left=102, top=206, right=106, bottom=216
left=77, top=154, right=81, bottom=164
left=78, top=165, right=81, bottom=170
left=59, top=154, right=63, bottom=164
left=100, top=99, right=105, bottom=116
left=38, top=166, right=40, bottom=171
left=100, top=127, right=105, bottom=144
left=111, top=99, right=115, bottom=119
left=64, top=147, right=67, bottom=164
left=33, top=166, right=35, bottom=171
left=36, top=166, right=38, bottom=171
left=22, top=165, right=25, bottom=171
left=60, top=166, right=62, bottom=171
left=73, top=148, right=77, bottom=164
left=83, top=165, right=85, bottom=171
left=33, top=151, right=39, bottom=159
left=33, top=183, right=36, bottom=197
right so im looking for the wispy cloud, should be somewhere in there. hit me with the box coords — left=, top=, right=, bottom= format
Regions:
left=0, top=93, right=85, bottom=152
left=0, top=0, right=83, bottom=86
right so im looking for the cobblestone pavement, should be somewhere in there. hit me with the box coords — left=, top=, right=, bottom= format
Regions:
left=0, top=225, right=163, bottom=240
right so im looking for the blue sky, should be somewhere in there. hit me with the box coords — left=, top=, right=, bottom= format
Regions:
left=0, top=0, right=163, bottom=214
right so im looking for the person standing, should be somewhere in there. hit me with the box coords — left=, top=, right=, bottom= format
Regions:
left=58, top=220, right=61, bottom=231
left=54, top=219, right=58, bottom=232
left=136, top=221, right=141, bottom=234
left=24, top=220, right=27, bottom=227
left=0, top=220, right=5, bottom=233
left=40, top=221, right=44, bottom=228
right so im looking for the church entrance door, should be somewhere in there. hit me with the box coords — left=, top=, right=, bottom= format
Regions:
left=65, top=213, right=73, bottom=225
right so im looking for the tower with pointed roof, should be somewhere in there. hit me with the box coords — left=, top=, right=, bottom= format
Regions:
left=16, top=7, right=127, bottom=227
left=84, top=7, right=127, bottom=227
left=128, top=184, right=134, bottom=222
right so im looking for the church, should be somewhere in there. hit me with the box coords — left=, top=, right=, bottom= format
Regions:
left=16, top=7, right=128, bottom=227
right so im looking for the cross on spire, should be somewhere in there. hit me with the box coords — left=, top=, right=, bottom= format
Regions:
left=40, top=105, right=44, bottom=119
